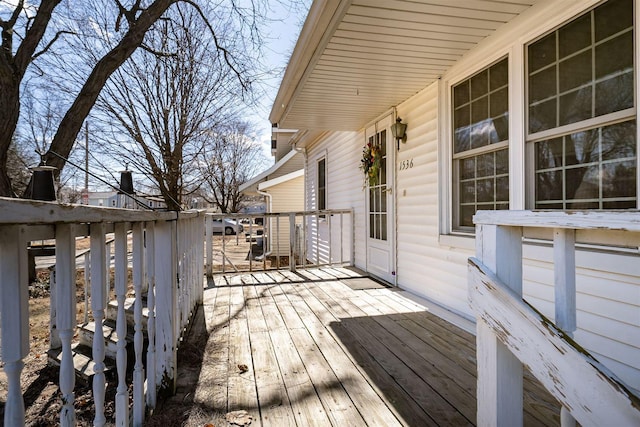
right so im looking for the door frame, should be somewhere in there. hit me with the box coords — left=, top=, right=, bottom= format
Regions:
left=364, top=114, right=396, bottom=285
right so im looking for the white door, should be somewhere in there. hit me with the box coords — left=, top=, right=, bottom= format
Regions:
left=365, top=116, right=395, bottom=284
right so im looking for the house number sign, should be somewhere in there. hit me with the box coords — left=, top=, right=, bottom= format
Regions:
left=399, top=159, right=414, bottom=170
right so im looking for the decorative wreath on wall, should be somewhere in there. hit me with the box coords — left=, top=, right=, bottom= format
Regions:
left=360, top=141, right=381, bottom=187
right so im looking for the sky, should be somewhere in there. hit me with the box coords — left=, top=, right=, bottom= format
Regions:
left=250, top=1, right=310, bottom=161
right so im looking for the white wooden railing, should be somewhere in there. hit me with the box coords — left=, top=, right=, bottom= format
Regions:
left=205, top=209, right=354, bottom=274
left=0, top=197, right=205, bottom=426
left=469, top=210, right=640, bottom=427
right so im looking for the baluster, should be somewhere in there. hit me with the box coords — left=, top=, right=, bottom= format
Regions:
left=475, top=223, right=524, bottom=426
left=328, top=212, right=333, bottom=265
left=276, top=215, right=281, bottom=269
left=205, top=214, right=213, bottom=277
left=146, top=221, right=157, bottom=408
left=56, top=223, right=77, bottom=426
left=84, top=252, right=90, bottom=324
left=132, top=222, right=145, bottom=425
left=90, top=222, right=108, bottom=426
left=49, top=266, right=61, bottom=350
left=340, top=212, right=344, bottom=265
left=105, top=239, right=112, bottom=300
left=155, top=219, right=177, bottom=394
left=0, top=225, right=29, bottom=426
left=114, top=223, right=130, bottom=426
left=554, top=228, right=577, bottom=427
left=289, top=213, right=296, bottom=271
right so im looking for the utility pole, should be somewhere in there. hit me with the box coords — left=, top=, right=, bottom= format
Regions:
left=82, top=122, right=89, bottom=204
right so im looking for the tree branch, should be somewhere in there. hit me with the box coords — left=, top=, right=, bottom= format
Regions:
left=31, top=30, right=76, bottom=61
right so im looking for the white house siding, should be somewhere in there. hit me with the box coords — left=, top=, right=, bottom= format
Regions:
left=263, top=174, right=304, bottom=257
left=394, top=0, right=640, bottom=392
left=306, top=131, right=364, bottom=268
left=302, top=0, right=640, bottom=393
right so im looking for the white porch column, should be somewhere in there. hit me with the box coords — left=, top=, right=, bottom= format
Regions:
left=474, top=223, right=523, bottom=427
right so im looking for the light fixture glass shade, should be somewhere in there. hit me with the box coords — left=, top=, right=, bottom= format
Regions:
left=391, top=118, right=407, bottom=141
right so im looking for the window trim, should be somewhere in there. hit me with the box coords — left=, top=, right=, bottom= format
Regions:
left=450, top=55, right=511, bottom=232
left=524, top=0, right=637, bottom=210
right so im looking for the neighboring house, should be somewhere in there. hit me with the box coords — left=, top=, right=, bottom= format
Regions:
left=240, top=127, right=307, bottom=257
left=271, top=0, right=640, bottom=395
left=87, top=191, right=167, bottom=210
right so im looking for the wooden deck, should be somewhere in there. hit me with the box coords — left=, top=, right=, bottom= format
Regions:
left=178, top=267, right=561, bottom=426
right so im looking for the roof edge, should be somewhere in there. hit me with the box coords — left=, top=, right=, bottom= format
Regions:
left=269, top=0, right=349, bottom=126
left=258, top=169, right=304, bottom=190
left=239, top=149, right=301, bottom=192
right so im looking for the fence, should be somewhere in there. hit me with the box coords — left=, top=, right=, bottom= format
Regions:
left=205, top=209, right=354, bottom=274
left=0, top=197, right=204, bottom=426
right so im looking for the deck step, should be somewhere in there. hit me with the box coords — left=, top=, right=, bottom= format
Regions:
left=78, top=320, right=133, bottom=360
left=106, top=297, right=149, bottom=329
left=47, top=344, right=114, bottom=383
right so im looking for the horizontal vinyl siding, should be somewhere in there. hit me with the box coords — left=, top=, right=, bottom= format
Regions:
left=395, top=82, right=476, bottom=317
left=522, top=244, right=640, bottom=390
left=306, top=131, right=364, bottom=268
left=267, top=176, right=304, bottom=256
left=393, top=0, right=640, bottom=391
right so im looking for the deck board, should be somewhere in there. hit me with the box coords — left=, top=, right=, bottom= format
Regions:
left=184, top=269, right=560, bottom=426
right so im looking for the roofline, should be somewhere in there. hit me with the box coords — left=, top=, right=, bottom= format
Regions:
left=239, top=149, right=301, bottom=192
left=258, top=169, right=304, bottom=190
left=269, top=0, right=350, bottom=126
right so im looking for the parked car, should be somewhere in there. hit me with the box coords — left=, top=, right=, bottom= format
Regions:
left=212, top=218, right=244, bottom=235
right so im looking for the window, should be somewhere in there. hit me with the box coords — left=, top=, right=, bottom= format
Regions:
left=368, top=130, right=388, bottom=240
left=452, top=58, right=509, bottom=230
left=317, top=158, right=326, bottom=210
left=528, top=0, right=636, bottom=209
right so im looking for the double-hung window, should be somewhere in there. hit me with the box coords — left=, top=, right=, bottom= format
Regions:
left=452, top=58, right=510, bottom=231
left=527, top=0, right=636, bottom=210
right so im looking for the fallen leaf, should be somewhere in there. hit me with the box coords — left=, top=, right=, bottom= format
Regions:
left=237, top=364, right=248, bottom=374
left=226, top=410, right=252, bottom=426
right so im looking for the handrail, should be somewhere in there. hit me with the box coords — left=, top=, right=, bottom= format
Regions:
left=0, top=197, right=205, bottom=426
left=470, top=210, right=640, bottom=426
left=468, top=257, right=640, bottom=426
left=205, top=209, right=354, bottom=274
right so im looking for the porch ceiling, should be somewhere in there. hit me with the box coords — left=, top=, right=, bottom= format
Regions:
left=270, top=0, right=539, bottom=131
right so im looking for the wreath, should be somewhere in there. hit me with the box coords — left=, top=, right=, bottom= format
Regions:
left=360, top=141, right=382, bottom=187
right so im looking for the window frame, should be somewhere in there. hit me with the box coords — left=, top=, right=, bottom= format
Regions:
left=450, top=56, right=511, bottom=233
left=524, top=0, right=637, bottom=210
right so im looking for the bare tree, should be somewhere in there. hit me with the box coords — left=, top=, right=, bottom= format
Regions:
left=94, top=5, right=244, bottom=210
left=0, top=0, right=263, bottom=197
left=198, top=121, right=268, bottom=213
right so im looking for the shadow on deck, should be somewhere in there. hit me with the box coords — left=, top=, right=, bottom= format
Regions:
left=148, top=267, right=560, bottom=426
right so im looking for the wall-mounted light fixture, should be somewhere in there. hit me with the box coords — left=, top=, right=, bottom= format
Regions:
left=391, top=117, right=407, bottom=150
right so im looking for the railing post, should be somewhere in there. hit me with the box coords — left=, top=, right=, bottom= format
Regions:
left=0, top=225, right=29, bottom=426
left=145, top=221, right=157, bottom=409
left=90, top=222, right=108, bottom=427
left=289, top=213, right=296, bottom=272
left=114, top=222, right=130, bottom=426
left=56, top=223, right=77, bottom=426
left=554, top=228, right=577, bottom=427
left=155, top=219, right=177, bottom=394
left=205, top=214, right=213, bottom=277
left=475, top=223, right=523, bottom=427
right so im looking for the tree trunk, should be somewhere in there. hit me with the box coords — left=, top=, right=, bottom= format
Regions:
left=0, top=80, right=20, bottom=197
left=39, top=0, right=175, bottom=181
